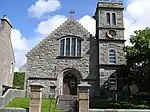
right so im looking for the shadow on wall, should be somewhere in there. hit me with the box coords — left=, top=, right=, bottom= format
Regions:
left=84, top=36, right=99, bottom=97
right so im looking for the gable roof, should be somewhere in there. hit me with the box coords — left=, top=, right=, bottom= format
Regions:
left=26, top=18, right=92, bottom=57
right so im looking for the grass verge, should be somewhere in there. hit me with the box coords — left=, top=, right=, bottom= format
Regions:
left=6, top=97, right=58, bottom=112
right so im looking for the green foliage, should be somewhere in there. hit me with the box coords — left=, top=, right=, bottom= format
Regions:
left=123, top=27, right=150, bottom=79
left=6, top=97, right=58, bottom=112
left=90, top=99, right=150, bottom=109
left=134, top=105, right=149, bottom=109
left=13, top=72, right=25, bottom=90
left=116, top=27, right=150, bottom=100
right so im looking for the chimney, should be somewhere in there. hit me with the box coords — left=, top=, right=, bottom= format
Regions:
left=1, top=15, right=13, bottom=29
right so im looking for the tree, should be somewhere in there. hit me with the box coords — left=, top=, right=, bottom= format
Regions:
left=117, top=27, right=150, bottom=100
left=124, top=27, right=150, bottom=80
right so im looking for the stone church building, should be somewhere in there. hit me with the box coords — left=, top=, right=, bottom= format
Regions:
left=25, top=1, right=126, bottom=97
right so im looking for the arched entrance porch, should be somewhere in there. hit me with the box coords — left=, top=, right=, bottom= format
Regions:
left=57, top=68, right=82, bottom=95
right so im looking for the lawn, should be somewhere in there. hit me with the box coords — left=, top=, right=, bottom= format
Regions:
left=6, top=97, right=58, bottom=112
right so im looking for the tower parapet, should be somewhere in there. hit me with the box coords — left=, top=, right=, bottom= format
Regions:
left=98, top=0, right=123, bottom=9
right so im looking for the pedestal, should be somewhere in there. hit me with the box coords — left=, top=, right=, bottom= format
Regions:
left=78, top=82, right=91, bottom=112
left=29, top=83, right=44, bottom=112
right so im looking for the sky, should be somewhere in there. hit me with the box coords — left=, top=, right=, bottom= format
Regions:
left=0, top=0, right=150, bottom=71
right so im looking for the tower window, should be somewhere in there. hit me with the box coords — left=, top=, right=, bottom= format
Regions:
left=112, top=13, right=116, bottom=25
left=109, top=49, right=116, bottom=64
left=106, top=13, right=110, bottom=25
left=60, top=37, right=82, bottom=57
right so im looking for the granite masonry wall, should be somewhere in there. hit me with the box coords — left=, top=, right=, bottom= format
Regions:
left=97, top=2, right=124, bottom=28
left=0, top=16, right=15, bottom=87
left=96, top=1, right=126, bottom=95
left=99, top=42, right=125, bottom=65
left=26, top=19, right=97, bottom=97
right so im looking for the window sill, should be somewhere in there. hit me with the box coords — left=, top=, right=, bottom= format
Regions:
left=57, top=56, right=82, bottom=59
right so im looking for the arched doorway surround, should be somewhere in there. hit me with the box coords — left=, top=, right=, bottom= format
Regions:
left=57, top=68, right=82, bottom=95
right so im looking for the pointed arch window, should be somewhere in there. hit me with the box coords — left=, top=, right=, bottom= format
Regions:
left=60, top=37, right=82, bottom=57
left=106, top=13, right=111, bottom=25
left=109, top=49, right=116, bottom=64
left=112, top=13, right=116, bottom=25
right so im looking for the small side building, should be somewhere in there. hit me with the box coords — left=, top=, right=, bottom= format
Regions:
left=0, top=15, right=15, bottom=87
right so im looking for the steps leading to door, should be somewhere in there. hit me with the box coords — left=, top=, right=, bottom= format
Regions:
left=58, top=95, right=78, bottom=112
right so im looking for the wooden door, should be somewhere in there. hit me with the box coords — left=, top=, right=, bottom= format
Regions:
left=63, top=75, right=77, bottom=95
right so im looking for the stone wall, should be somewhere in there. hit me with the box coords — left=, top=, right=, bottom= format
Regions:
left=0, top=16, right=15, bottom=87
left=98, top=1, right=123, bottom=9
left=97, top=1, right=124, bottom=29
left=99, top=29, right=124, bottom=40
left=89, top=109, right=150, bottom=112
left=26, top=19, right=97, bottom=97
left=26, top=80, right=57, bottom=97
left=0, top=108, right=26, bottom=112
left=0, top=89, right=25, bottom=108
left=99, top=42, right=125, bottom=65
left=95, top=0, right=126, bottom=96
left=97, top=9, right=124, bottom=28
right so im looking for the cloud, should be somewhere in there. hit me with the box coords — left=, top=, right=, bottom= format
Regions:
left=11, top=29, right=28, bottom=51
left=124, top=0, right=150, bottom=45
left=11, top=29, right=28, bottom=71
left=36, top=15, right=95, bottom=36
left=11, top=29, right=45, bottom=72
left=28, top=0, right=61, bottom=18
left=79, top=15, right=96, bottom=36
left=36, top=15, right=67, bottom=35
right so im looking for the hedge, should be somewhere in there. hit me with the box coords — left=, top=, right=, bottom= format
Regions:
left=13, top=72, right=25, bottom=90
left=90, top=99, right=150, bottom=109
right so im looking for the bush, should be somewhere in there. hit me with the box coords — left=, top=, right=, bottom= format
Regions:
left=90, top=99, right=150, bottom=109
left=110, top=103, right=121, bottom=108
left=13, top=72, right=25, bottom=90
left=134, top=105, right=149, bottom=109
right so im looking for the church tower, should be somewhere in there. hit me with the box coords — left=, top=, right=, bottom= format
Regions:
left=94, top=0, right=126, bottom=95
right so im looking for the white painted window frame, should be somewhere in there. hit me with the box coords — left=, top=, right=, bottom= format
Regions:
left=59, top=37, right=82, bottom=57
left=108, top=48, right=117, bottom=64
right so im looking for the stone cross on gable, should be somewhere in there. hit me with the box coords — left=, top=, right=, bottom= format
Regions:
left=70, top=10, right=75, bottom=18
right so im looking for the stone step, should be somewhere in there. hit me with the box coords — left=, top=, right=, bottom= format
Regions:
left=58, top=95, right=77, bottom=100
left=58, top=95, right=78, bottom=112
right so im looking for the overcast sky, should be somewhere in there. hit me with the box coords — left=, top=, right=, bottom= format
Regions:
left=0, top=0, right=149, bottom=71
